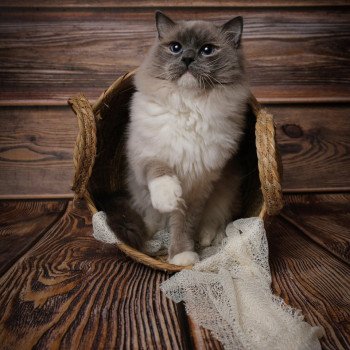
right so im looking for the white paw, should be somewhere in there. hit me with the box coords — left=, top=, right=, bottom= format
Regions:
left=149, top=175, right=182, bottom=213
left=169, top=251, right=199, bottom=266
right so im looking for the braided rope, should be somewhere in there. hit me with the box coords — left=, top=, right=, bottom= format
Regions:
left=254, top=101, right=284, bottom=215
left=68, top=94, right=97, bottom=198
left=117, top=242, right=189, bottom=272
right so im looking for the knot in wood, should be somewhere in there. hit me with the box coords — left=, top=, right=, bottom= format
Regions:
left=282, top=124, right=303, bottom=138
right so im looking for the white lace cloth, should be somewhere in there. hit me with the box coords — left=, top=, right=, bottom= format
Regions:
left=92, top=212, right=324, bottom=349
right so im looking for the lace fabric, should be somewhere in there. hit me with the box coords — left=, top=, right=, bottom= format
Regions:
left=92, top=212, right=323, bottom=349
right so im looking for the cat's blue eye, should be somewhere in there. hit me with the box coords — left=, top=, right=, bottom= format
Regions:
left=200, top=44, right=215, bottom=56
left=169, top=42, right=182, bottom=53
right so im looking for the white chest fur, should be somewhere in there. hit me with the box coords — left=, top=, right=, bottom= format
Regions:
left=128, top=87, right=246, bottom=186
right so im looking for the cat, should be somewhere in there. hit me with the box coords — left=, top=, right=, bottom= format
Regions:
left=102, top=11, right=250, bottom=266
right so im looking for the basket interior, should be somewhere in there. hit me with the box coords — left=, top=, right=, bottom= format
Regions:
left=87, top=74, right=264, bottom=219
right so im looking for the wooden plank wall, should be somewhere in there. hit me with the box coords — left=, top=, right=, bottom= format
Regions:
left=0, top=2, right=349, bottom=198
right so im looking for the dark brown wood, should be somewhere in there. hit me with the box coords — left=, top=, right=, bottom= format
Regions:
left=268, top=214, right=350, bottom=350
left=0, top=106, right=78, bottom=197
left=280, top=193, right=350, bottom=264
left=271, top=104, right=350, bottom=192
left=0, top=199, right=188, bottom=349
left=0, top=8, right=349, bottom=105
left=188, top=317, right=223, bottom=350
left=0, top=200, right=67, bottom=277
left=1, top=0, right=349, bottom=7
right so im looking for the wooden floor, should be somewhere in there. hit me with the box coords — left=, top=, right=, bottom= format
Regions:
left=0, top=194, right=349, bottom=349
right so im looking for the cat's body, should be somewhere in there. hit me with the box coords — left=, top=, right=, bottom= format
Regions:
left=128, top=72, right=248, bottom=263
left=105, top=12, right=250, bottom=265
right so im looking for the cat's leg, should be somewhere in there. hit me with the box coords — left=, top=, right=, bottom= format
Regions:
left=128, top=170, right=167, bottom=238
left=168, top=203, right=201, bottom=266
left=198, top=163, right=242, bottom=247
left=198, top=194, right=235, bottom=247
left=144, top=160, right=199, bottom=265
left=167, top=187, right=212, bottom=265
left=143, top=205, right=167, bottom=237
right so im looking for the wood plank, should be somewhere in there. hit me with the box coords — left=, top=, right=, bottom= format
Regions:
left=1, top=0, right=349, bottom=7
left=187, top=317, right=223, bottom=350
left=0, top=106, right=77, bottom=197
left=280, top=193, right=350, bottom=264
left=0, top=200, right=67, bottom=277
left=0, top=199, right=188, bottom=349
left=0, top=8, right=349, bottom=105
left=271, top=104, right=350, bottom=191
left=268, top=215, right=350, bottom=350
left=1, top=104, right=349, bottom=197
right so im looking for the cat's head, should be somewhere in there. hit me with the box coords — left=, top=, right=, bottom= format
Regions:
left=139, top=12, right=245, bottom=91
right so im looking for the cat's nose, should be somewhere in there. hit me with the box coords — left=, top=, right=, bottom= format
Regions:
left=182, top=57, right=194, bottom=67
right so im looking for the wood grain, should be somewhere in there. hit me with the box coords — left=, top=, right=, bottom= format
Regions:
left=1, top=0, right=349, bottom=8
left=280, top=193, right=350, bottom=264
left=0, top=106, right=77, bottom=197
left=268, top=215, right=350, bottom=350
left=0, top=199, right=188, bottom=349
left=0, top=0, right=349, bottom=8
left=1, top=104, right=349, bottom=197
left=0, top=200, right=67, bottom=277
left=0, top=8, right=349, bottom=105
left=187, top=317, right=223, bottom=350
left=272, top=104, right=350, bottom=191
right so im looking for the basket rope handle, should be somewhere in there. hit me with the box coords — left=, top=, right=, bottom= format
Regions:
left=68, top=94, right=97, bottom=199
left=251, top=96, right=284, bottom=215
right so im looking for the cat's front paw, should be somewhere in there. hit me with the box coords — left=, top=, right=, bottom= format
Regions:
left=169, top=251, right=199, bottom=266
left=149, top=175, right=182, bottom=213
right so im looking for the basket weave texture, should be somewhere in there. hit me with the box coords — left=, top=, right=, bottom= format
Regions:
left=68, top=71, right=283, bottom=272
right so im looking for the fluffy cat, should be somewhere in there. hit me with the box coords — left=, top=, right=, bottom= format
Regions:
left=104, top=11, right=250, bottom=266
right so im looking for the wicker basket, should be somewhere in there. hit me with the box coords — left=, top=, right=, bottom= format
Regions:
left=68, top=70, right=283, bottom=272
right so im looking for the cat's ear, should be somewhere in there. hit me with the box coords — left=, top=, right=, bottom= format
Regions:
left=155, top=11, right=176, bottom=39
left=221, top=16, right=243, bottom=48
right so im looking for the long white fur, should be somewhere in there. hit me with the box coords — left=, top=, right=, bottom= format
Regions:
left=129, top=73, right=247, bottom=174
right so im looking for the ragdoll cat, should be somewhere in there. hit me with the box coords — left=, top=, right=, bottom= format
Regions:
left=102, top=11, right=250, bottom=266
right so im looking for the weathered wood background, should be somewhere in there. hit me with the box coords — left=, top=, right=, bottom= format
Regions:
left=0, top=2, right=349, bottom=197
